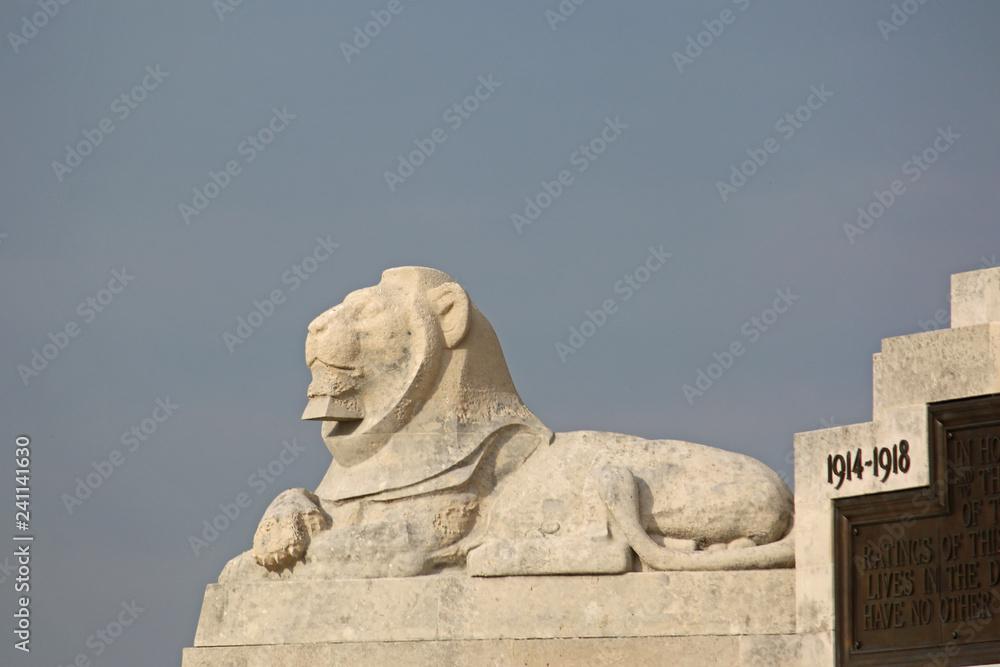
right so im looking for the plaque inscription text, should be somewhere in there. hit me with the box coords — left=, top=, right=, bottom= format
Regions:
left=835, top=395, right=1000, bottom=667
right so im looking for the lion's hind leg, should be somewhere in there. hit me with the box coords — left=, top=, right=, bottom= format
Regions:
left=597, top=464, right=696, bottom=561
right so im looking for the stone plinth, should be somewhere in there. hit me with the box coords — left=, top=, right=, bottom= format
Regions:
left=183, top=571, right=797, bottom=666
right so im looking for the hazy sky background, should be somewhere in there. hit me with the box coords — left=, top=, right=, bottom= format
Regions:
left=2, top=1, right=999, bottom=664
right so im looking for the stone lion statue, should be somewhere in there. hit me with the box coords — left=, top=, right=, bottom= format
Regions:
left=220, top=267, right=793, bottom=581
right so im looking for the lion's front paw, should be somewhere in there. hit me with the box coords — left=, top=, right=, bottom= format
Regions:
left=253, top=513, right=308, bottom=571
left=252, top=488, right=330, bottom=572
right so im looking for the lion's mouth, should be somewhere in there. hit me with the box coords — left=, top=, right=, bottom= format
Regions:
left=323, top=418, right=361, bottom=438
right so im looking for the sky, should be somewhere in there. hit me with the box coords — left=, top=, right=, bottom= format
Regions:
left=1, top=1, right=999, bottom=664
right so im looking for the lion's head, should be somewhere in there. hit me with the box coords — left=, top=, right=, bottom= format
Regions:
left=303, top=267, right=550, bottom=502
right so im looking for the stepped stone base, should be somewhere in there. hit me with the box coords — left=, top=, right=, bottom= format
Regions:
left=183, top=570, right=800, bottom=666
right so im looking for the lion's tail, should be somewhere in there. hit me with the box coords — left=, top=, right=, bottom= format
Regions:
left=597, top=464, right=795, bottom=571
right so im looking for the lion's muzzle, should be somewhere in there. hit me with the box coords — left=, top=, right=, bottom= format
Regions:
left=302, top=395, right=363, bottom=421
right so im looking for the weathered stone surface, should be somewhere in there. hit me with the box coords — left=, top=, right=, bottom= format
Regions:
left=739, top=634, right=802, bottom=667
left=251, top=488, right=330, bottom=571
left=194, top=571, right=795, bottom=647
left=872, top=323, right=1000, bottom=417
left=797, top=631, right=835, bottom=667
left=183, top=635, right=750, bottom=667
left=952, top=265, right=1000, bottom=328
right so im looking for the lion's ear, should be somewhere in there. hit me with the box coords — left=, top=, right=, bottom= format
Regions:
left=427, top=282, right=470, bottom=349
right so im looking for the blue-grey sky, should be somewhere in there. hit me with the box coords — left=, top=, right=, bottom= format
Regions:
left=2, top=1, right=999, bottom=664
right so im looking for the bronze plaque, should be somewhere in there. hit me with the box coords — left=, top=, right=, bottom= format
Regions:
left=835, top=394, right=1000, bottom=667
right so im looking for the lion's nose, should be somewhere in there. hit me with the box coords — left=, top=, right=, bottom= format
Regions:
left=301, top=396, right=363, bottom=421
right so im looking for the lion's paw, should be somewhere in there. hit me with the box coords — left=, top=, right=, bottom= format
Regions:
left=253, top=513, right=308, bottom=570
left=252, top=488, right=330, bottom=572
left=703, top=537, right=756, bottom=553
left=727, top=537, right=755, bottom=550
left=220, top=549, right=281, bottom=582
